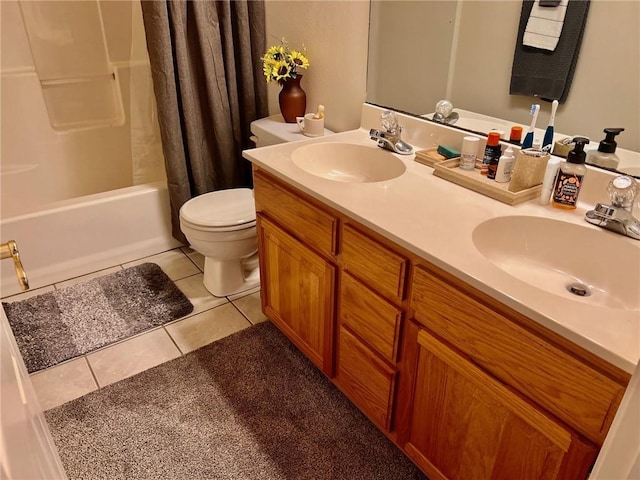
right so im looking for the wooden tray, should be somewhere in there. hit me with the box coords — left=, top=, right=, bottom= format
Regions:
left=414, top=147, right=446, bottom=167
left=432, top=158, right=542, bottom=205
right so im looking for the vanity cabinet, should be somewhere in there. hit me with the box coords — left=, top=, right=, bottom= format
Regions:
left=404, top=323, right=592, bottom=480
left=254, top=170, right=338, bottom=376
left=335, top=224, right=408, bottom=432
left=257, top=215, right=335, bottom=375
left=399, top=263, right=629, bottom=480
left=252, top=167, right=630, bottom=480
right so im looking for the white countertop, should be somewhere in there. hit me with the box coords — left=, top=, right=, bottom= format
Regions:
left=244, top=105, right=640, bottom=374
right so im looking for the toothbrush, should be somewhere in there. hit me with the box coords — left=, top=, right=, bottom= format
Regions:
left=542, top=100, right=558, bottom=152
left=313, top=105, right=325, bottom=119
left=521, top=103, right=540, bottom=149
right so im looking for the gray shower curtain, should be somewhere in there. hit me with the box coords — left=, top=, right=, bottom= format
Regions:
left=141, top=0, right=268, bottom=243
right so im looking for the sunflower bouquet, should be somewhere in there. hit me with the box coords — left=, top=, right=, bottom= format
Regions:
left=262, top=39, right=309, bottom=84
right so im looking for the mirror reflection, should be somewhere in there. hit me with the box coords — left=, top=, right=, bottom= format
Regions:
left=367, top=0, right=639, bottom=177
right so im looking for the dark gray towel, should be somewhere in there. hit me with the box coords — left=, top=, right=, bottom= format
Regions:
left=510, top=0, right=590, bottom=103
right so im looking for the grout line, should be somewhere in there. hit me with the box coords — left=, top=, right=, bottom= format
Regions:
left=163, top=325, right=186, bottom=355
left=180, top=247, right=204, bottom=273
left=229, top=299, right=256, bottom=326
left=83, top=355, right=102, bottom=389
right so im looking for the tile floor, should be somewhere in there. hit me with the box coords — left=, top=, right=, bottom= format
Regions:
left=1, top=247, right=267, bottom=411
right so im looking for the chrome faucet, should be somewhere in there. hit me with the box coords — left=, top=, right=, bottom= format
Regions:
left=370, top=111, right=413, bottom=155
left=584, top=175, right=640, bottom=240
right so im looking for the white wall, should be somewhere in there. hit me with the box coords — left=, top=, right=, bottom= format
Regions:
left=264, top=0, right=370, bottom=133
left=0, top=1, right=164, bottom=218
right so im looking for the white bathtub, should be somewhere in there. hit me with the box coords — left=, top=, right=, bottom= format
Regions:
left=1, top=182, right=182, bottom=297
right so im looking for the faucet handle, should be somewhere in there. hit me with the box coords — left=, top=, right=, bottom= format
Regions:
left=608, top=175, right=638, bottom=210
left=380, top=110, right=400, bottom=134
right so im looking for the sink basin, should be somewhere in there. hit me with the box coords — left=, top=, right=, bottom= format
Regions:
left=472, top=216, right=640, bottom=310
left=291, top=143, right=406, bottom=183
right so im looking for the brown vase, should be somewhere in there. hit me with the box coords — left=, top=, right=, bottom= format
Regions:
left=278, top=75, right=307, bottom=123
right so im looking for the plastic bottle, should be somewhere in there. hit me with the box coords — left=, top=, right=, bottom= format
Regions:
left=551, top=137, right=590, bottom=210
left=509, top=126, right=523, bottom=144
left=459, top=136, right=479, bottom=171
left=585, top=128, right=625, bottom=169
left=539, top=157, right=561, bottom=204
left=481, top=132, right=502, bottom=176
left=494, top=146, right=516, bottom=183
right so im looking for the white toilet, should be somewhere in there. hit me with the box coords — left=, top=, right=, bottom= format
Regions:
left=179, top=114, right=333, bottom=297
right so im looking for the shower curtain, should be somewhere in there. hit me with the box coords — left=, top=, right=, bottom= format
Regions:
left=141, top=0, right=268, bottom=243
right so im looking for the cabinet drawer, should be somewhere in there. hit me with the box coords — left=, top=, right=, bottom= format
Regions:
left=336, top=325, right=397, bottom=431
left=411, top=264, right=625, bottom=444
left=340, top=272, right=402, bottom=363
left=341, top=223, right=408, bottom=304
left=254, top=169, right=338, bottom=258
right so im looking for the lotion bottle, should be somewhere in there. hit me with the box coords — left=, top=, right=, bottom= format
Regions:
left=551, top=137, right=589, bottom=210
left=494, top=146, right=516, bottom=183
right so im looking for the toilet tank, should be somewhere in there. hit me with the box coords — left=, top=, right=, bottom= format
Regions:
left=250, top=114, right=333, bottom=147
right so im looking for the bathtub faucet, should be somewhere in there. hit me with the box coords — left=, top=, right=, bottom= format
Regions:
left=1, top=240, right=29, bottom=291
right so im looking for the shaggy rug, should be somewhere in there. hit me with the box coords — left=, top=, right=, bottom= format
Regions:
left=3, top=262, right=193, bottom=372
left=45, top=322, right=426, bottom=480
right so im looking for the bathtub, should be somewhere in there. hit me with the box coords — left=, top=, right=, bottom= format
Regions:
left=1, top=182, right=182, bottom=297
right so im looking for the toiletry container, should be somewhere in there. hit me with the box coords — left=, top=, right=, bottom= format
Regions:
left=539, top=157, right=561, bottom=204
left=585, top=128, right=625, bottom=169
left=509, top=126, right=523, bottom=144
left=481, top=132, right=502, bottom=176
left=180, top=114, right=334, bottom=297
left=551, top=137, right=589, bottom=210
left=494, top=146, right=516, bottom=183
left=460, top=136, right=479, bottom=171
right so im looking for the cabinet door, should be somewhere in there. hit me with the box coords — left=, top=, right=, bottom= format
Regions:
left=257, top=215, right=336, bottom=375
left=405, top=329, right=597, bottom=480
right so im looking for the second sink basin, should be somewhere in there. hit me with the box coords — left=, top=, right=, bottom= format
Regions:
left=292, top=143, right=406, bottom=183
left=472, top=216, right=640, bottom=310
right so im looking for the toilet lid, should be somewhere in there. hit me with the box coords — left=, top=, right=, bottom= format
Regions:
left=180, top=188, right=256, bottom=227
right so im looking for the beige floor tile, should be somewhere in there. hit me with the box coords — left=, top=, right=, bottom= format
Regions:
left=122, top=249, right=199, bottom=281
left=165, top=303, right=251, bottom=354
left=173, top=274, right=228, bottom=315
left=54, top=266, right=123, bottom=290
left=30, top=357, right=98, bottom=410
left=232, top=292, right=268, bottom=325
left=2, top=285, right=55, bottom=302
left=227, top=285, right=261, bottom=301
left=181, top=246, right=205, bottom=272
left=87, top=328, right=181, bottom=387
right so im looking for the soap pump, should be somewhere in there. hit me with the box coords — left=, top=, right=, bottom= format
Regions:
left=551, top=137, right=589, bottom=210
left=585, top=128, right=625, bottom=169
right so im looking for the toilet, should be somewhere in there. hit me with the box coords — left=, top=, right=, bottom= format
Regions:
left=179, top=114, right=334, bottom=297
left=180, top=188, right=259, bottom=297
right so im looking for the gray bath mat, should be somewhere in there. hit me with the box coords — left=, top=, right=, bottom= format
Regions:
left=3, top=262, right=193, bottom=373
left=45, top=322, right=425, bottom=479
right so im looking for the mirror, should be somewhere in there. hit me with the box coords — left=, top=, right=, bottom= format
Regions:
left=367, top=0, right=640, bottom=177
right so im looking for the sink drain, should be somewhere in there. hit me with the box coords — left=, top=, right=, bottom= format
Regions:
left=567, top=283, right=591, bottom=297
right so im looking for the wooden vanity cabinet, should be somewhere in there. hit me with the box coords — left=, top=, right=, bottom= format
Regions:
left=334, top=224, right=408, bottom=433
left=252, top=167, right=630, bottom=480
left=254, top=170, right=338, bottom=376
left=398, top=263, right=630, bottom=480
left=257, top=215, right=335, bottom=375
left=401, top=320, right=597, bottom=480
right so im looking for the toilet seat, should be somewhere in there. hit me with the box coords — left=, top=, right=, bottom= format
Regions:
left=180, top=188, right=256, bottom=231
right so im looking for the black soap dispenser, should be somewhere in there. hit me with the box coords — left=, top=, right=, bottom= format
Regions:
left=552, top=137, right=589, bottom=210
left=585, top=128, right=625, bottom=169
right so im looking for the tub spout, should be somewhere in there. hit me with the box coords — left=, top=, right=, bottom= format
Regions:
left=1, top=240, right=29, bottom=291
